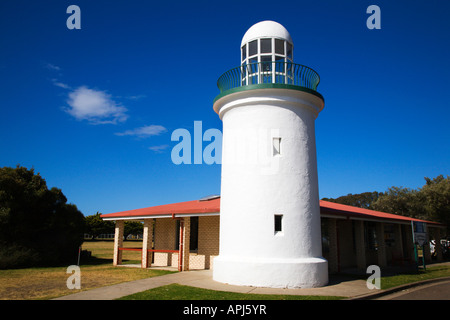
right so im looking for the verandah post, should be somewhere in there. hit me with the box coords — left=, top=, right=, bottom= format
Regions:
left=113, top=220, right=124, bottom=266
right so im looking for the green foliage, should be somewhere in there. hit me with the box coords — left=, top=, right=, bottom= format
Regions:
left=372, top=186, right=425, bottom=219
left=85, top=212, right=114, bottom=239
left=322, top=191, right=382, bottom=209
left=0, top=165, right=85, bottom=269
left=84, top=213, right=142, bottom=240
left=124, top=221, right=143, bottom=239
left=372, top=175, right=450, bottom=234
left=420, top=175, right=450, bottom=232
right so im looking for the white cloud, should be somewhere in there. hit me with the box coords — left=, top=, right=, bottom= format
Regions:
left=51, top=78, right=71, bottom=89
left=54, top=82, right=70, bottom=89
left=115, top=125, right=167, bottom=138
left=65, top=86, right=128, bottom=124
left=126, top=94, right=146, bottom=101
left=148, top=145, right=169, bottom=153
left=45, top=63, right=61, bottom=71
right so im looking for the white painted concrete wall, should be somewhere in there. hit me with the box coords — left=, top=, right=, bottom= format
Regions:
left=213, top=88, right=328, bottom=288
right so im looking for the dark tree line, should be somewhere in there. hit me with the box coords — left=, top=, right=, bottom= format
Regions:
left=0, top=166, right=144, bottom=269
left=322, top=191, right=383, bottom=210
left=0, top=166, right=85, bottom=269
left=84, top=212, right=143, bottom=240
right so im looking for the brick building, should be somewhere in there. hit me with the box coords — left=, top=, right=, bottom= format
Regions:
left=100, top=196, right=446, bottom=274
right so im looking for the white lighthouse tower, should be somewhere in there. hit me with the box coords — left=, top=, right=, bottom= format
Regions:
left=212, top=21, right=328, bottom=288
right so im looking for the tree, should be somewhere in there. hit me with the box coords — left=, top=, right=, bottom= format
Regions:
left=85, top=212, right=114, bottom=239
left=420, top=175, right=450, bottom=235
left=124, top=221, right=143, bottom=240
left=322, top=191, right=383, bottom=209
left=372, top=186, right=426, bottom=219
left=0, top=165, right=85, bottom=269
left=84, top=213, right=143, bottom=240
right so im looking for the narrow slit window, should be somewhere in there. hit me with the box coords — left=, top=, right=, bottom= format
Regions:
left=273, top=137, right=281, bottom=156
left=274, top=215, right=283, bottom=233
left=175, top=220, right=180, bottom=250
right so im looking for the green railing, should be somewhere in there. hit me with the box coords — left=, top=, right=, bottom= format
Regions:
left=217, top=61, right=321, bottom=94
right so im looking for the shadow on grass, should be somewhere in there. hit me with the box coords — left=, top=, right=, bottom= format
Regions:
left=80, top=255, right=113, bottom=266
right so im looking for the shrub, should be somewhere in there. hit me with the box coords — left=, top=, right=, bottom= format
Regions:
left=0, top=166, right=85, bottom=269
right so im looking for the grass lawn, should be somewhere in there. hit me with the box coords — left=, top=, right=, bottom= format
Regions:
left=82, top=239, right=144, bottom=263
left=380, top=265, right=450, bottom=289
left=117, top=283, right=345, bottom=300
left=0, top=240, right=174, bottom=300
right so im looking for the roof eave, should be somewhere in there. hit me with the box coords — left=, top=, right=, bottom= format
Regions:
left=101, top=211, right=220, bottom=221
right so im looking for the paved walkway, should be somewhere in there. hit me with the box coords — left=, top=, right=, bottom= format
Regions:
left=54, top=262, right=450, bottom=300
left=54, top=269, right=376, bottom=300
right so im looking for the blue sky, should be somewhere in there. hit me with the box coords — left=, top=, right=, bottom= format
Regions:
left=1, top=0, right=449, bottom=216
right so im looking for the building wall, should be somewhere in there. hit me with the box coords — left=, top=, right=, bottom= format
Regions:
left=153, top=216, right=220, bottom=269
left=337, top=220, right=356, bottom=268
left=198, top=216, right=220, bottom=269
left=154, top=218, right=176, bottom=266
left=152, top=215, right=431, bottom=271
left=154, top=218, right=177, bottom=250
left=214, top=89, right=328, bottom=288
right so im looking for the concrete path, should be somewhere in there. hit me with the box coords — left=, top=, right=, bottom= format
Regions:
left=54, top=269, right=374, bottom=300
left=54, top=262, right=450, bottom=300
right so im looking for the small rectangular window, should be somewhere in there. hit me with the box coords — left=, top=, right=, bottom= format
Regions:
left=260, top=38, right=272, bottom=53
left=274, top=215, right=283, bottom=233
left=175, top=220, right=180, bottom=250
left=249, top=40, right=257, bottom=56
left=261, top=55, right=272, bottom=72
left=273, top=137, right=281, bottom=156
left=241, top=62, right=247, bottom=81
left=275, top=56, right=284, bottom=74
left=189, top=217, right=199, bottom=252
left=286, top=42, right=293, bottom=60
left=275, top=39, right=284, bottom=54
left=241, top=44, right=246, bottom=61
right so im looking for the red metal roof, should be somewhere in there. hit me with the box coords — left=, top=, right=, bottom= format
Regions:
left=101, top=198, right=220, bottom=219
left=319, top=200, right=443, bottom=226
left=101, top=196, right=443, bottom=226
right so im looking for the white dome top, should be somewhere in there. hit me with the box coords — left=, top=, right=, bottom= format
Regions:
left=241, top=20, right=293, bottom=47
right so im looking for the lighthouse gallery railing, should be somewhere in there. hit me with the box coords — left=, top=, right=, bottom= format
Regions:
left=217, top=61, right=321, bottom=94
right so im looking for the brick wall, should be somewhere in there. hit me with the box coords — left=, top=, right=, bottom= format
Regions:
left=152, top=216, right=220, bottom=269
left=153, top=218, right=176, bottom=266
left=198, top=216, right=220, bottom=269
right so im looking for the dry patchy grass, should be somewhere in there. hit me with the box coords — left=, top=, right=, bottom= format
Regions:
left=83, top=240, right=144, bottom=263
left=0, top=240, right=174, bottom=300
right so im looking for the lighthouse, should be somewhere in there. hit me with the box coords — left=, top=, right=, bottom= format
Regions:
left=212, top=21, right=328, bottom=288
